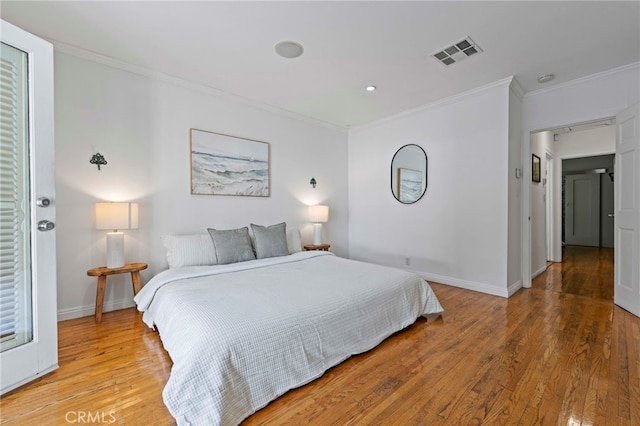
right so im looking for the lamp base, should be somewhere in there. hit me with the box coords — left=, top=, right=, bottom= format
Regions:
left=106, top=232, right=125, bottom=268
left=313, top=223, right=323, bottom=245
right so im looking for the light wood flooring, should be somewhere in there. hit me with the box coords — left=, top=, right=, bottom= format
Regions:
left=1, top=246, right=638, bottom=425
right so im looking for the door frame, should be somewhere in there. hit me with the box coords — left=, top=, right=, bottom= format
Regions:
left=545, top=151, right=553, bottom=261
left=523, top=117, right=616, bottom=288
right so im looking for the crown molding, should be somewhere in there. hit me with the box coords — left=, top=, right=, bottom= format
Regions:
left=524, top=62, right=640, bottom=99
left=509, top=77, right=525, bottom=100
left=351, top=76, right=514, bottom=132
left=51, top=40, right=347, bottom=132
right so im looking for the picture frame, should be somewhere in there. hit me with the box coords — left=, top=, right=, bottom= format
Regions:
left=190, top=129, right=270, bottom=197
left=532, top=154, right=541, bottom=183
left=397, top=167, right=423, bottom=203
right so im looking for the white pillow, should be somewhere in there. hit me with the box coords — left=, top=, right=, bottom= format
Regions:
left=161, top=234, right=217, bottom=268
left=286, top=227, right=302, bottom=253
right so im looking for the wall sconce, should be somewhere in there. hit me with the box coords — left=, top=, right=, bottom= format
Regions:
left=90, top=153, right=108, bottom=170
left=95, top=202, right=138, bottom=268
left=309, top=177, right=317, bottom=188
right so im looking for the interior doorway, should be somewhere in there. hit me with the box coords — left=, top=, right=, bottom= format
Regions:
left=530, top=118, right=615, bottom=281
left=562, top=155, right=615, bottom=248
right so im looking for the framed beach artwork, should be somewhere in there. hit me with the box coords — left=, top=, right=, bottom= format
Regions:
left=397, top=168, right=423, bottom=203
left=190, top=129, right=270, bottom=196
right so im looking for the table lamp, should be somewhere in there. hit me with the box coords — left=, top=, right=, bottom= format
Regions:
left=95, top=202, right=138, bottom=268
left=308, top=204, right=329, bottom=245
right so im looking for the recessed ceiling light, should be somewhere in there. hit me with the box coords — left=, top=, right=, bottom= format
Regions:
left=275, top=41, right=304, bottom=59
left=366, top=85, right=376, bottom=92
left=537, top=74, right=555, bottom=83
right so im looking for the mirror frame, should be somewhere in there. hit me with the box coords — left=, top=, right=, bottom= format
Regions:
left=391, top=144, right=428, bottom=204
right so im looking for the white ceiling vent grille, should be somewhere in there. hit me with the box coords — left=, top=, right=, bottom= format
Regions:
left=432, top=37, right=482, bottom=66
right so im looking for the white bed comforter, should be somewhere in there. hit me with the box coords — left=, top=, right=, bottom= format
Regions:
left=135, top=251, right=443, bottom=425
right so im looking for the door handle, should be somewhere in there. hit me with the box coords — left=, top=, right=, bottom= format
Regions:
left=36, top=197, right=51, bottom=207
left=37, top=220, right=55, bottom=231
left=608, top=214, right=615, bottom=218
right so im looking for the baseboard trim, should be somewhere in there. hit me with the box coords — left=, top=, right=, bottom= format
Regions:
left=531, top=264, right=548, bottom=279
left=507, top=280, right=523, bottom=296
left=57, top=298, right=136, bottom=321
left=417, top=271, right=511, bottom=298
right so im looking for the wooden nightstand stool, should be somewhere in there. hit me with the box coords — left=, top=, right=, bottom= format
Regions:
left=87, top=262, right=148, bottom=323
left=303, top=244, right=331, bottom=251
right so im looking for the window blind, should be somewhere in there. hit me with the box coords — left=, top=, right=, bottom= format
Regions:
left=0, top=42, right=32, bottom=352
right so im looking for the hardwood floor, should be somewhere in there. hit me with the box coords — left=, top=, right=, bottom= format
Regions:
left=1, top=246, right=638, bottom=425
left=533, top=245, right=615, bottom=301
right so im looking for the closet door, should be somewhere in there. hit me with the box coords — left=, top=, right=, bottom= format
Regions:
left=0, top=20, right=57, bottom=394
left=565, top=173, right=600, bottom=247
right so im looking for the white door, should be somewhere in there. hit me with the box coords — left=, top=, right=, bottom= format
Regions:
left=565, top=173, right=601, bottom=247
left=0, top=20, right=57, bottom=394
left=615, top=103, right=640, bottom=317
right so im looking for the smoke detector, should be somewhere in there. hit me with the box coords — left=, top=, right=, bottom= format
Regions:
left=537, top=74, right=555, bottom=83
left=432, top=36, right=482, bottom=66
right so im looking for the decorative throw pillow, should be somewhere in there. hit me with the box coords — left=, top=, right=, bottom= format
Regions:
left=207, top=227, right=256, bottom=265
left=250, top=222, right=289, bottom=259
left=161, top=234, right=217, bottom=268
left=286, top=227, right=303, bottom=254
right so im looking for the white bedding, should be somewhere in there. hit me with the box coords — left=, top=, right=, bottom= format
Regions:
left=135, top=251, right=443, bottom=425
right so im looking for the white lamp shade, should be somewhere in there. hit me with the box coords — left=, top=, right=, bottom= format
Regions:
left=96, top=202, right=138, bottom=231
left=308, top=205, right=329, bottom=223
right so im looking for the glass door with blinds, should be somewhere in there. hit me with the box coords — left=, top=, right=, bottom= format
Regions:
left=0, top=20, right=57, bottom=395
left=0, top=38, right=33, bottom=353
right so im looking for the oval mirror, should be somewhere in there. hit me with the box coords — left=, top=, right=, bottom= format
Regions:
left=391, top=144, right=427, bottom=204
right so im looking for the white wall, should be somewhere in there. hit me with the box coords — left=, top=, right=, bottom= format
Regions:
left=522, top=62, right=639, bottom=286
left=530, top=131, right=554, bottom=276
left=348, top=78, right=513, bottom=297
left=507, top=82, right=523, bottom=291
left=554, top=125, right=616, bottom=158
left=55, top=51, right=348, bottom=320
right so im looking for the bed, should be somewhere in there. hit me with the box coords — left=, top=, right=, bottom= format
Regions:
left=135, top=248, right=443, bottom=425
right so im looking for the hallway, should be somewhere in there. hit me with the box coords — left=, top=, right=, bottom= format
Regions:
left=533, top=245, right=614, bottom=301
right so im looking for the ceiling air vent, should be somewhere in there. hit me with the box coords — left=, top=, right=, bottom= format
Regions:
left=432, top=37, right=482, bottom=66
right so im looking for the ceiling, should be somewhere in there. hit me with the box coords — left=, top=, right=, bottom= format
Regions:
left=2, top=1, right=639, bottom=128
